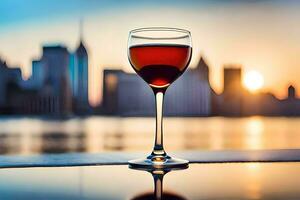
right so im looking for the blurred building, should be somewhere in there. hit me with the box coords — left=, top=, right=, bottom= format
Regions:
left=2, top=44, right=300, bottom=116
left=101, top=57, right=212, bottom=116
left=116, top=72, right=154, bottom=116
left=101, top=69, right=153, bottom=115
left=40, top=45, right=72, bottom=115
left=102, top=69, right=121, bottom=115
left=0, top=58, right=24, bottom=113
left=165, top=57, right=211, bottom=116
left=69, top=53, right=76, bottom=94
left=22, top=60, right=45, bottom=90
left=5, top=82, right=38, bottom=114
left=31, top=60, right=45, bottom=89
left=218, top=66, right=244, bottom=116
left=69, top=33, right=90, bottom=114
left=210, top=63, right=300, bottom=116
left=214, top=65, right=284, bottom=116
left=280, top=85, right=300, bottom=116
left=241, top=92, right=281, bottom=116
left=4, top=45, right=72, bottom=115
left=0, top=58, right=47, bottom=115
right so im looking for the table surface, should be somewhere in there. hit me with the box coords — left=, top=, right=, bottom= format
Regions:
left=0, top=149, right=300, bottom=168
left=1, top=150, right=300, bottom=200
left=0, top=162, right=300, bottom=200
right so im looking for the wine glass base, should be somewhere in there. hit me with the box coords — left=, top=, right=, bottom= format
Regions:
left=128, top=155, right=189, bottom=170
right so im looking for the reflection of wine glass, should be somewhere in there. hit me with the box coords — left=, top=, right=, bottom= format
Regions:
left=128, top=27, right=192, bottom=169
left=130, top=166, right=188, bottom=200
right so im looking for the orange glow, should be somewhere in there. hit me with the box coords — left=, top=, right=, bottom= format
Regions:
left=243, top=71, right=264, bottom=92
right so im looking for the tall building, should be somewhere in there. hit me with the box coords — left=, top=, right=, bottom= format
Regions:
left=69, top=24, right=89, bottom=113
left=221, top=66, right=243, bottom=116
left=102, top=69, right=121, bottom=114
left=69, top=53, right=77, bottom=97
left=281, top=85, right=300, bottom=116
left=23, top=60, right=45, bottom=90
left=287, top=85, right=296, bottom=99
left=223, top=67, right=242, bottom=94
left=31, top=60, right=45, bottom=89
left=73, top=39, right=89, bottom=111
left=0, top=58, right=23, bottom=108
left=40, top=45, right=72, bottom=115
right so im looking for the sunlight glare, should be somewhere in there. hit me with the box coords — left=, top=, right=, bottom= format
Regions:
left=243, top=70, right=264, bottom=92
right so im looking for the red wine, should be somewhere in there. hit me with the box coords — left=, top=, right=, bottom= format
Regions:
left=129, top=44, right=192, bottom=88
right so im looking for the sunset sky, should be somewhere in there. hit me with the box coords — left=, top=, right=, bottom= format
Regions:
left=1, top=0, right=300, bottom=105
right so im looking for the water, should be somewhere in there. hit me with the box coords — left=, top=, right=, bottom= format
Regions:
left=0, top=116, right=299, bottom=155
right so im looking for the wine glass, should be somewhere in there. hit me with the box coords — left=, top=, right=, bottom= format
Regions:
left=130, top=167, right=188, bottom=200
left=128, top=27, right=192, bottom=169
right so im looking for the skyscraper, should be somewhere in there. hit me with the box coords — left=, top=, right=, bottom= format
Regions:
left=70, top=22, right=89, bottom=113
left=222, top=66, right=243, bottom=116
left=41, top=45, right=72, bottom=115
left=69, top=53, right=76, bottom=97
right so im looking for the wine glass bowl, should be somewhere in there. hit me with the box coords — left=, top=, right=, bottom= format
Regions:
left=128, top=28, right=192, bottom=90
left=128, top=27, right=192, bottom=169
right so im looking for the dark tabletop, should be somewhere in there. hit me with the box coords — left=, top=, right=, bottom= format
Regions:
left=0, top=150, right=300, bottom=199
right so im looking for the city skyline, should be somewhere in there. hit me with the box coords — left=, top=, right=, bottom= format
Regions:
left=1, top=0, right=300, bottom=105
left=0, top=38, right=299, bottom=106
left=1, top=42, right=299, bottom=116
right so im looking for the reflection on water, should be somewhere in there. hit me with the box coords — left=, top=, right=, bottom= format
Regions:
left=40, top=132, right=86, bottom=153
left=0, top=134, right=21, bottom=154
left=0, top=116, right=300, bottom=155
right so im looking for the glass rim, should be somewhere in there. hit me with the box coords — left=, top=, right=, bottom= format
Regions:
left=129, top=27, right=191, bottom=40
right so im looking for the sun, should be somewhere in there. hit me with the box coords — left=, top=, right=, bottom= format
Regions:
left=243, top=70, right=264, bottom=92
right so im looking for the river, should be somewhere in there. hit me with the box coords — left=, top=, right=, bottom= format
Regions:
left=0, top=116, right=299, bottom=155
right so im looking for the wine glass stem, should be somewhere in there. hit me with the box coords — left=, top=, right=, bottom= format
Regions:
left=154, top=174, right=163, bottom=200
left=152, top=91, right=166, bottom=157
